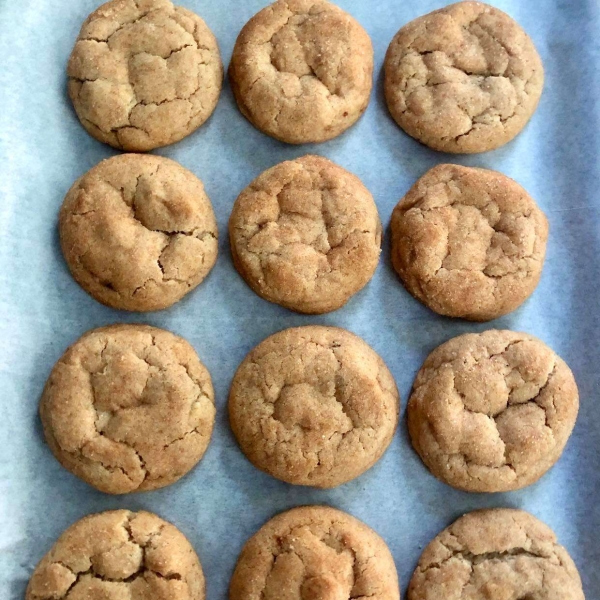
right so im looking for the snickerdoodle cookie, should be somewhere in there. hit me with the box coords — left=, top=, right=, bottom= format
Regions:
left=229, top=0, right=373, bottom=143
left=68, top=0, right=223, bottom=151
left=230, top=506, right=400, bottom=600
left=408, top=509, right=584, bottom=600
left=384, top=2, right=544, bottom=153
left=40, top=324, right=215, bottom=494
left=390, top=164, right=548, bottom=321
left=26, top=510, right=205, bottom=600
left=60, top=154, right=218, bottom=312
left=408, top=330, right=579, bottom=493
left=229, top=326, right=399, bottom=488
left=229, top=155, right=381, bottom=314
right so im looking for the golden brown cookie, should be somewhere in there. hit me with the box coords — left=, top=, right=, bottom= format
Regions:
left=384, top=2, right=544, bottom=153
left=26, top=510, right=205, bottom=600
left=60, top=154, right=218, bottom=312
left=407, top=330, right=579, bottom=493
left=229, top=326, right=399, bottom=488
left=229, top=155, right=382, bottom=314
left=230, top=506, right=400, bottom=600
left=68, top=0, right=223, bottom=151
left=408, top=508, right=584, bottom=600
left=229, top=0, right=373, bottom=144
left=40, top=324, right=216, bottom=494
left=390, top=164, right=548, bottom=321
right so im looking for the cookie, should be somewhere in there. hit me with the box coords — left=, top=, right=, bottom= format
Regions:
left=230, top=506, right=400, bottom=600
left=40, top=324, right=216, bottom=494
left=68, top=0, right=223, bottom=151
left=390, top=164, right=548, bottom=321
left=384, top=2, right=544, bottom=153
left=60, top=154, right=218, bottom=312
left=407, top=330, right=579, bottom=493
left=26, top=510, right=205, bottom=600
left=229, top=0, right=373, bottom=144
left=408, top=508, right=584, bottom=600
left=229, top=155, right=382, bottom=314
left=229, top=326, right=399, bottom=488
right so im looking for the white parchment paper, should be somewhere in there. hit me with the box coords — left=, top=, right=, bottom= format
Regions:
left=1, top=0, right=599, bottom=597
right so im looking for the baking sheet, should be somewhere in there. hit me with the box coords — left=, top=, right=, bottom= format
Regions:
left=1, top=0, right=599, bottom=597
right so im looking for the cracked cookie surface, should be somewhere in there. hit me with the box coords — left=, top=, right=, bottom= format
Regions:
left=68, top=0, right=223, bottom=151
left=229, top=155, right=381, bottom=314
left=229, top=0, right=373, bottom=144
left=407, top=330, right=579, bottom=493
left=26, top=510, right=205, bottom=600
left=408, top=508, right=584, bottom=600
left=40, top=324, right=216, bottom=494
left=390, top=164, right=548, bottom=321
left=384, top=1, right=544, bottom=153
left=60, top=154, right=218, bottom=312
left=228, top=326, right=399, bottom=488
left=230, top=506, right=400, bottom=600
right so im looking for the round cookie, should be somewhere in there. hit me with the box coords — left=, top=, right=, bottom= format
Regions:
left=407, top=330, right=579, bottom=493
left=390, top=164, right=548, bottom=321
left=60, top=154, right=218, bottom=312
left=408, top=508, right=584, bottom=600
left=229, top=155, right=382, bottom=314
left=384, top=2, right=544, bottom=153
left=229, top=326, right=399, bottom=488
left=26, top=510, right=205, bottom=600
left=229, top=0, right=373, bottom=144
left=68, top=0, right=223, bottom=151
left=230, top=506, right=400, bottom=600
left=40, top=324, right=216, bottom=494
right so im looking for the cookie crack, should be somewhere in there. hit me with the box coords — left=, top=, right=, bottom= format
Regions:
left=80, top=8, right=154, bottom=45
left=81, top=175, right=214, bottom=291
left=54, top=332, right=211, bottom=490
left=41, top=518, right=186, bottom=599
left=262, top=521, right=360, bottom=598
left=71, top=4, right=220, bottom=147
left=246, top=1, right=355, bottom=118
left=261, top=337, right=378, bottom=478
left=243, top=165, right=375, bottom=279
left=417, top=338, right=560, bottom=479
left=421, top=544, right=554, bottom=575
left=403, top=177, right=540, bottom=284
left=396, top=9, right=538, bottom=143
left=83, top=372, right=149, bottom=485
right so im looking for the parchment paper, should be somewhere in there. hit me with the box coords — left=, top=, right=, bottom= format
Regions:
left=1, top=0, right=599, bottom=597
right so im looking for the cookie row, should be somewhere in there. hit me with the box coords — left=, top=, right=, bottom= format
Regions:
left=68, top=0, right=543, bottom=153
left=40, top=324, right=578, bottom=495
left=26, top=506, right=584, bottom=600
left=60, top=154, right=548, bottom=321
